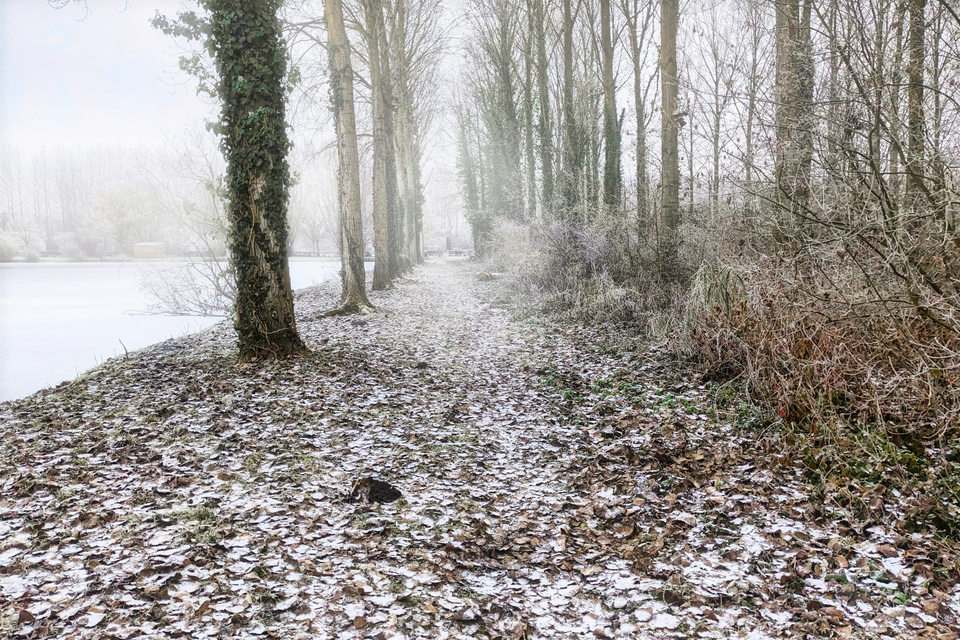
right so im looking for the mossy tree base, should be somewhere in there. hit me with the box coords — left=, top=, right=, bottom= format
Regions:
left=324, top=296, right=375, bottom=317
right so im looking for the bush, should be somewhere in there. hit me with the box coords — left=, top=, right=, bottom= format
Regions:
left=485, top=213, right=689, bottom=332
left=686, top=253, right=960, bottom=429
left=684, top=251, right=960, bottom=537
left=54, top=232, right=87, bottom=261
left=487, top=198, right=960, bottom=538
left=0, top=234, right=17, bottom=262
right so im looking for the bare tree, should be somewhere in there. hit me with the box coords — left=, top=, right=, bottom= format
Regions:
left=361, top=0, right=400, bottom=289
left=326, top=0, right=372, bottom=313
left=387, top=0, right=444, bottom=263
left=906, top=0, right=926, bottom=202
left=530, top=0, right=555, bottom=214
left=600, top=0, right=621, bottom=210
left=659, top=0, right=681, bottom=274
left=561, top=0, right=582, bottom=212
left=621, top=0, right=657, bottom=231
left=774, top=0, right=814, bottom=231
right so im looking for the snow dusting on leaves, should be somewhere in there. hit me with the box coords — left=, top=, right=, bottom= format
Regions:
left=0, top=260, right=958, bottom=639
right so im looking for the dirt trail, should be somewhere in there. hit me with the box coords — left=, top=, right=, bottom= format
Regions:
left=1, top=259, right=957, bottom=639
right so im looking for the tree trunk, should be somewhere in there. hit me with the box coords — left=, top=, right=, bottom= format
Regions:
left=711, top=74, right=721, bottom=221
left=907, top=0, right=926, bottom=200
left=376, top=14, right=406, bottom=276
left=388, top=2, right=425, bottom=264
left=930, top=5, right=949, bottom=228
left=688, top=88, right=695, bottom=221
left=825, top=0, right=840, bottom=181
left=395, top=108, right=420, bottom=263
left=532, top=0, right=554, bottom=214
left=600, top=0, right=621, bottom=210
left=561, top=0, right=581, bottom=212
left=497, top=22, right=523, bottom=222
left=210, top=0, right=305, bottom=359
left=457, top=104, right=490, bottom=256
left=624, top=0, right=650, bottom=232
left=364, top=0, right=396, bottom=290
left=774, top=0, right=814, bottom=229
left=524, top=7, right=538, bottom=220
left=890, top=3, right=906, bottom=200
left=744, top=7, right=759, bottom=219
left=325, top=0, right=371, bottom=314
left=659, top=0, right=681, bottom=274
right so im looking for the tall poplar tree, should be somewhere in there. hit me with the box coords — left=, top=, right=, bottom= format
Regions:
left=659, top=0, right=681, bottom=274
left=600, top=0, right=621, bottom=210
left=326, top=0, right=372, bottom=313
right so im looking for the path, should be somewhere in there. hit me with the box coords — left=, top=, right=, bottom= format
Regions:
left=1, top=260, right=957, bottom=639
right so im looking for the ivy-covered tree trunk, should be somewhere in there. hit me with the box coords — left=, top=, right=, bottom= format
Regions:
left=208, top=0, right=305, bottom=359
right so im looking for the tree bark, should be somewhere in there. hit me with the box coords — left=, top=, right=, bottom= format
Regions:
left=376, top=13, right=406, bottom=276
left=774, top=0, right=814, bottom=229
left=659, top=0, right=681, bottom=273
left=531, top=0, right=554, bottom=214
left=907, top=0, right=926, bottom=200
left=523, top=6, right=538, bottom=220
left=325, top=0, right=371, bottom=313
left=624, top=0, right=650, bottom=231
left=744, top=7, right=759, bottom=218
left=364, top=0, right=396, bottom=290
left=600, top=0, right=621, bottom=210
left=210, top=0, right=305, bottom=359
left=388, top=0, right=425, bottom=263
left=889, top=2, right=906, bottom=199
left=561, top=0, right=581, bottom=212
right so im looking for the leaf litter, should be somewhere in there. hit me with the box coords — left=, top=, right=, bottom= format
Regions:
left=1, top=259, right=958, bottom=639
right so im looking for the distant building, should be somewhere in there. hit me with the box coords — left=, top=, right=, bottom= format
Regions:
left=133, top=242, right=165, bottom=259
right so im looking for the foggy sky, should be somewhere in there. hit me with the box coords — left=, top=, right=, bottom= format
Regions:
left=1, top=0, right=212, bottom=148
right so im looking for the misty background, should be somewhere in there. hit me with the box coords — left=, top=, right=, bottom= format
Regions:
left=0, top=0, right=468, bottom=400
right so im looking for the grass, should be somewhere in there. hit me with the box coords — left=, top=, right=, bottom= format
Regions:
left=243, top=451, right=267, bottom=472
left=167, top=505, right=221, bottom=544
left=171, top=505, right=217, bottom=523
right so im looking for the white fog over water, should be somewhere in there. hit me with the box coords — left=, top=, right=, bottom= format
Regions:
left=0, top=259, right=354, bottom=401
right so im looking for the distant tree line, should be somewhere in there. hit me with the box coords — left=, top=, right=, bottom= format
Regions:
left=0, top=136, right=345, bottom=262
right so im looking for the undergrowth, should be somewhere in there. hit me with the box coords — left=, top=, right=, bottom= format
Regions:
left=489, top=214, right=960, bottom=542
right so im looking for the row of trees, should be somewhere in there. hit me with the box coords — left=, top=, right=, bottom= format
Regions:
left=306, top=0, right=443, bottom=309
left=454, top=0, right=681, bottom=262
left=456, top=0, right=959, bottom=271
left=153, top=0, right=441, bottom=357
left=456, top=0, right=960, bottom=432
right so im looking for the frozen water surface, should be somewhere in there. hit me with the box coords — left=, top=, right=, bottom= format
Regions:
left=0, top=259, right=353, bottom=401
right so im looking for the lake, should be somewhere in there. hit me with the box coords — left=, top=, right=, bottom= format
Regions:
left=0, top=259, right=353, bottom=402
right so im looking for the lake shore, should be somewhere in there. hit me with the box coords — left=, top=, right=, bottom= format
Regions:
left=0, top=259, right=366, bottom=401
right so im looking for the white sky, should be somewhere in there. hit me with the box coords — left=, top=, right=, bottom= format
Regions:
left=1, top=0, right=213, bottom=147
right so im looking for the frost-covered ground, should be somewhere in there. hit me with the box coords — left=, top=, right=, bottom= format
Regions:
left=1, top=259, right=958, bottom=639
